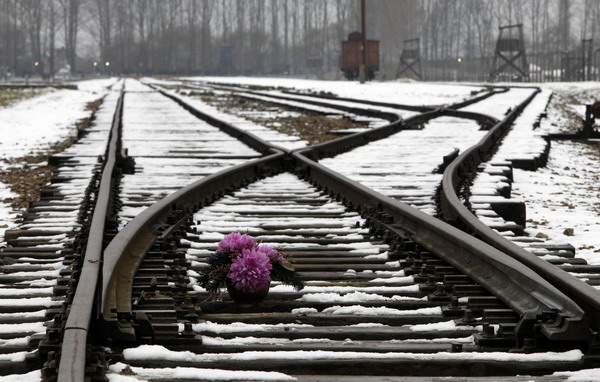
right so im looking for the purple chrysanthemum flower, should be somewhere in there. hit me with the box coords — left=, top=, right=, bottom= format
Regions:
left=216, top=232, right=257, bottom=254
left=228, top=248, right=272, bottom=293
left=257, top=245, right=284, bottom=262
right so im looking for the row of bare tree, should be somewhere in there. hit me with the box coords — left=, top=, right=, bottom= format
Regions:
left=0, top=0, right=362, bottom=76
left=420, top=0, right=600, bottom=61
left=0, top=0, right=597, bottom=78
left=0, top=0, right=79, bottom=76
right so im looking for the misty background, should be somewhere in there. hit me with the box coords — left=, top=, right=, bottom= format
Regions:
left=0, top=0, right=598, bottom=81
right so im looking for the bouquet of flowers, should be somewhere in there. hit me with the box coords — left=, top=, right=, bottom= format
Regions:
left=199, top=232, right=304, bottom=296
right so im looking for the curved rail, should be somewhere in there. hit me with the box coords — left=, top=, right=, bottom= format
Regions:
left=101, top=151, right=285, bottom=323
left=440, top=87, right=600, bottom=335
left=448, top=86, right=509, bottom=109
left=57, top=86, right=124, bottom=382
left=199, top=80, right=507, bottom=113
left=188, top=81, right=403, bottom=123
left=197, top=81, right=503, bottom=130
left=166, top=80, right=501, bottom=159
left=282, top=84, right=507, bottom=112
left=99, top=83, right=591, bottom=343
left=56, top=82, right=596, bottom=380
left=298, top=106, right=497, bottom=161
left=292, top=151, right=589, bottom=343
left=145, top=83, right=277, bottom=154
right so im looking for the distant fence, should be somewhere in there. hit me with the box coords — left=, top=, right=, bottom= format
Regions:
left=413, top=51, right=599, bottom=83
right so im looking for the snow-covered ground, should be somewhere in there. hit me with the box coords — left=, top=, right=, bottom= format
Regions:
left=1, top=77, right=599, bottom=380
left=0, top=78, right=116, bottom=244
left=320, top=116, right=485, bottom=216
left=471, top=83, right=600, bottom=265
left=182, top=76, right=484, bottom=107
left=513, top=85, right=600, bottom=264
left=512, top=141, right=600, bottom=264
left=3, top=77, right=598, bottom=265
left=0, top=78, right=115, bottom=159
left=117, top=79, right=262, bottom=228
left=460, top=87, right=537, bottom=119
left=165, top=87, right=309, bottom=150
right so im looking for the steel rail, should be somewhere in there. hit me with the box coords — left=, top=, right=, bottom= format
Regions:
left=248, top=90, right=500, bottom=130
left=99, top=83, right=288, bottom=330
left=440, top=87, right=600, bottom=335
left=104, top=81, right=590, bottom=344
left=290, top=92, right=503, bottom=162
left=171, top=80, right=500, bottom=158
left=439, top=108, right=499, bottom=129
left=148, top=84, right=278, bottom=155
left=300, top=109, right=441, bottom=160
left=58, top=81, right=595, bottom=381
left=209, top=82, right=587, bottom=340
left=57, top=86, right=125, bottom=382
left=291, top=150, right=590, bottom=342
left=448, top=86, right=509, bottom=109
left=199, top=81, right=403, bottom=122
left=198, top=80, right=507, bottom=114
left=279, top=90, right=435, bottom=113
left=93, top=82, right=506, bottom=334
left=278, top=85, right=507, bottom=112
left=297, top=106, right=497, bottom=161
left=100, top=151, right=286, bottom=321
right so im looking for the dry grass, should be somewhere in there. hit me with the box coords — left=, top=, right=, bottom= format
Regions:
left=0, top=88, right=47, bottom=108
left=198, top=92, right=368, bottom=144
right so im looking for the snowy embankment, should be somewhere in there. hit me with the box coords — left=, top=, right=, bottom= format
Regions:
left=513, top=84, right=600, bottom=265
left=460, top=87, right=537, bottom=120
left=0, top=78, right=116, bottom=245
left=472, top=84, right=600, bottom=266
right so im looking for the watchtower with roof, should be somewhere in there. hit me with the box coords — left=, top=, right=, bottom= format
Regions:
left=396, top=38, right=421, bottom=80
left=489, top=24, right=529, bottom=82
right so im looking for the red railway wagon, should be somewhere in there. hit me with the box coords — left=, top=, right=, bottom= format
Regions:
left=341, top=31, right=380, bottom=80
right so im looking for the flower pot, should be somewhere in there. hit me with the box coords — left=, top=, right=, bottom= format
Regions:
left=226, top=280, right=270, bottom=304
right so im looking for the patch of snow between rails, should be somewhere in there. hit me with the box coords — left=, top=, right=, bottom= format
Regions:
left=109, top=362, right=296, bottom=381
left=554, top=367, right=600, bottom=381
left=320, top=306, right=442, bottom=316
left=0, top=370, right=42, bottom=382
left=123, top=344, right=583, bottom=363
left=460, top=87, right=538, bottom=120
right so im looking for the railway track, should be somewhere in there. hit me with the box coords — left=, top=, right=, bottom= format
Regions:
left=0, top=79, right=598, bottom=380
left=0, top=82, right=122, bottom=376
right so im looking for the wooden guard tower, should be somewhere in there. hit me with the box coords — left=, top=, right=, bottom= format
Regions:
left=396, top=38, right=421, bottom=80
left=489, top=24, right=529, bottom=82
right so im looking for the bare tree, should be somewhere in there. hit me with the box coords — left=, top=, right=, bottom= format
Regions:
left=22, top=0, right=45, bottom=75
left=89, top=0, right=111, bottom=65
left=59, top=0, right=82, bottom=73
left=557, top=0, right=572, bottom=51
